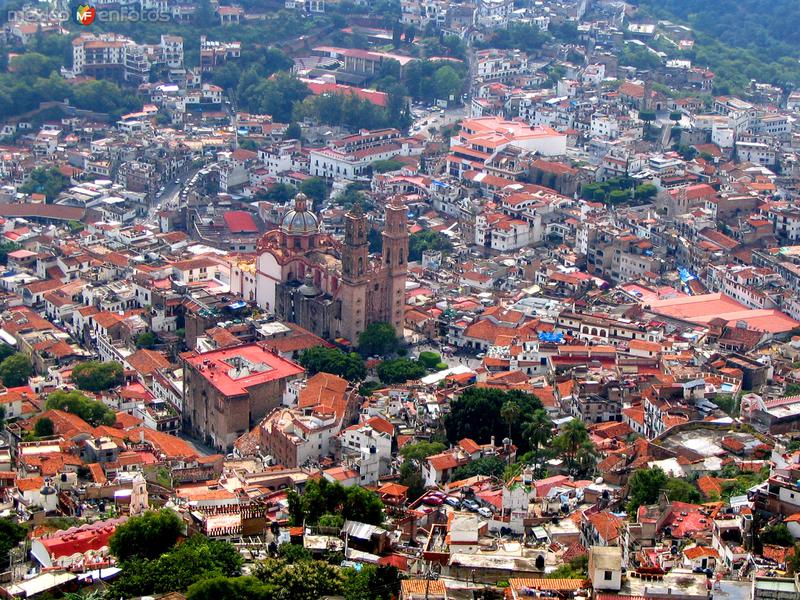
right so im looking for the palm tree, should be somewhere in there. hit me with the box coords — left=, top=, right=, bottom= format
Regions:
left=553, top=419, right=590, bottom=475
left=500, top=400, right=521, bottom=440
left=522, top=409, right=552, bottom=476
left=575, top=441, right=597, bottom=478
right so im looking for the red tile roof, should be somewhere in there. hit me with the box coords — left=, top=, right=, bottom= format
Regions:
left=223, top=210, right=258, bottom=234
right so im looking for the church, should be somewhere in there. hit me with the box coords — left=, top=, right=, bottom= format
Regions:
left=255, top=192, right=409, bottom=345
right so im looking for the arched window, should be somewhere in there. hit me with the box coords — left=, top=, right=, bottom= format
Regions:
left=358, top=257, right=363, bottom=274
left=399, top=248, right=404, bottom=264
left=386, top=248, right=391, bottom=264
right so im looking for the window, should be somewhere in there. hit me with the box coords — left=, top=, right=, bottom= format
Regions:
left=604, top=571, right=613, bottom=581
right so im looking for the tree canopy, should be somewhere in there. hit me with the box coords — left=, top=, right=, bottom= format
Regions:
left=400, top=441, right=447, bottom=462
left=71, top=360, right=124, bottom=391
left=450, top=455, right=507, bottom=481
left=0, top=353, right=32, bottom=388
left=298, top=346, right=366, bottom=381
left=109, top=509, right=184, bottom=562
left=45, top=390, right=116, bottom=427
left=33, top=417, right=55, bottom=438
left=408, top=230, right=453, bottom=261
left=445, top=387, right=544, bottom=453
left=357, top=322, right=399, bottom=356
left=626, top=466, right=669, bottom=516
left=108, top=534, right=242, bottom=598
left=19, top=167, right=68, bottom=202
left=376, top=358, right=426, bottom=384
left=135, top=332, right=157, bottom=349
left=0, top=518, right=26, bottom=568
left=287, top=477, right=383, bottom=526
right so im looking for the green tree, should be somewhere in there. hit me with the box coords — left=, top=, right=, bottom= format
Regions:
left=358, top=322, right=399, bottom=356
left=278, top=543, right=312, bottom=563
left=0, top=518, right=26, bottom=567
left=0, top=241, right=21, bottom=266
left=417, top=351, right=442, bottom=369
left=626, top=466, right=668, bottom=517
left=760, top=523, right=795, bottom=547
left=713, top=394, right=738, bottom=416
left=0, top=353, right=32, bottom=387
left=342, top=564, right=402, bottom=600
left=408, top=230, right=453, bottom=261
left=10, top=52, right=58, bottom=78
left=521, top=409, right=552, bottom=475
left=638, top=109, right=656, bottom=134
left=298, top=346, right=366, bottom=380
left=547, top=555, right=588, bottom=579
left=34, top=416, right=54, bottom=438
left=0, top=344, right=14, bottom=363
left=786, top=383, right=800, bottom=396
left=342, top=486, right=384, bottom=524
left=284, top=122, right=302, bottom=140
left=634, top=183, right=658, bottom=201
left=318, top=513, right=345, bottom=528
left=299, top=177, right=327, bottom=211
left=664, top=477, right=702, bottom=504
left=376, top=358, right=426, bottom=383
left=400, top=441, right=447, bottom=461
left=433, top=65, right=461, bottom=101
left=289, top=478, right=384, bottom=526
left=500, top=400, right=521, bottom=439
left=553, top=419, right=593, bottom=476
left=450, top=455, right=507, bottom=481
left=19, top=167, right=69, bottom=202
left=446, top=388, right=543, bottom=453
left=71, top=360, right=124, bottom=391
left=109, top=509, right=183, bottom=562
left=371, top=159, right=405, bottom=173
left=253, top=558, right=344, bottom=600
left=258, top=182, right=297, bottom=204
left=187, top=576, right=271, bottom=600
left=46, top=390, right=116, bottom=426
left=608, top=189, right=630, bottom=205
left=135, top=331, right=157, bottom=349
left=109, top=535, right=242, bottom=598
left=237, top=72, right=311, bottom=123
left=399, top=460, right=425, bottom=501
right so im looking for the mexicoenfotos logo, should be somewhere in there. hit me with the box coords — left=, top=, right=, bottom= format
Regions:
left=76, top=3, right=95, bottom=25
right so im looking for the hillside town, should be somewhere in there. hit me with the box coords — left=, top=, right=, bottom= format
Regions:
left=0, top=0, right=799, bottom=598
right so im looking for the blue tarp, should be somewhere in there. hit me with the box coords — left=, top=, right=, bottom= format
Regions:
left=538, top=331, right=564, bottom=343
left=228, top=301, right=247, bottom=310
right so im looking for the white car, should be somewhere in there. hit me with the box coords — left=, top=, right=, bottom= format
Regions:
left=478, top=507, right=493, bottom=518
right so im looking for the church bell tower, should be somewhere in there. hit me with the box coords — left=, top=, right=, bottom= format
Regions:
left=382, top=197, right=409, bottom=335
left=338, top=202, right=369, bottom=343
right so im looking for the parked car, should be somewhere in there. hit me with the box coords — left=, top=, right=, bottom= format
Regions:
left=478, top=507, right=493, bottom=518
left=462, top=499, right=479, bottom=512
left=422, top=495, right=443, bottom=506
left=444, top=496, right=461, bottom=508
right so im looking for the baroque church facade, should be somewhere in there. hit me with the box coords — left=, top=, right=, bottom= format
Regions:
left=255, top=192, right=409, bottom=344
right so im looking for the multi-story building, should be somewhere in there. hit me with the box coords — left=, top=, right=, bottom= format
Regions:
left=182, top=343, right=305, bottom=451
left=72, top=33, right=184, bottom=83
left=199, top=36, right=241, bottom=72
left=309, top=128, right=420, bottom=181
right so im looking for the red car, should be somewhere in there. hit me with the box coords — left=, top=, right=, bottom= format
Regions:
left=422, top=495, right=444, bottom=506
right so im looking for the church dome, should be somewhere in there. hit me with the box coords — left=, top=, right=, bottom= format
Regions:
left=298, top=274, right=319, bottom=297
left=280, top=192, right=318, bottom=235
